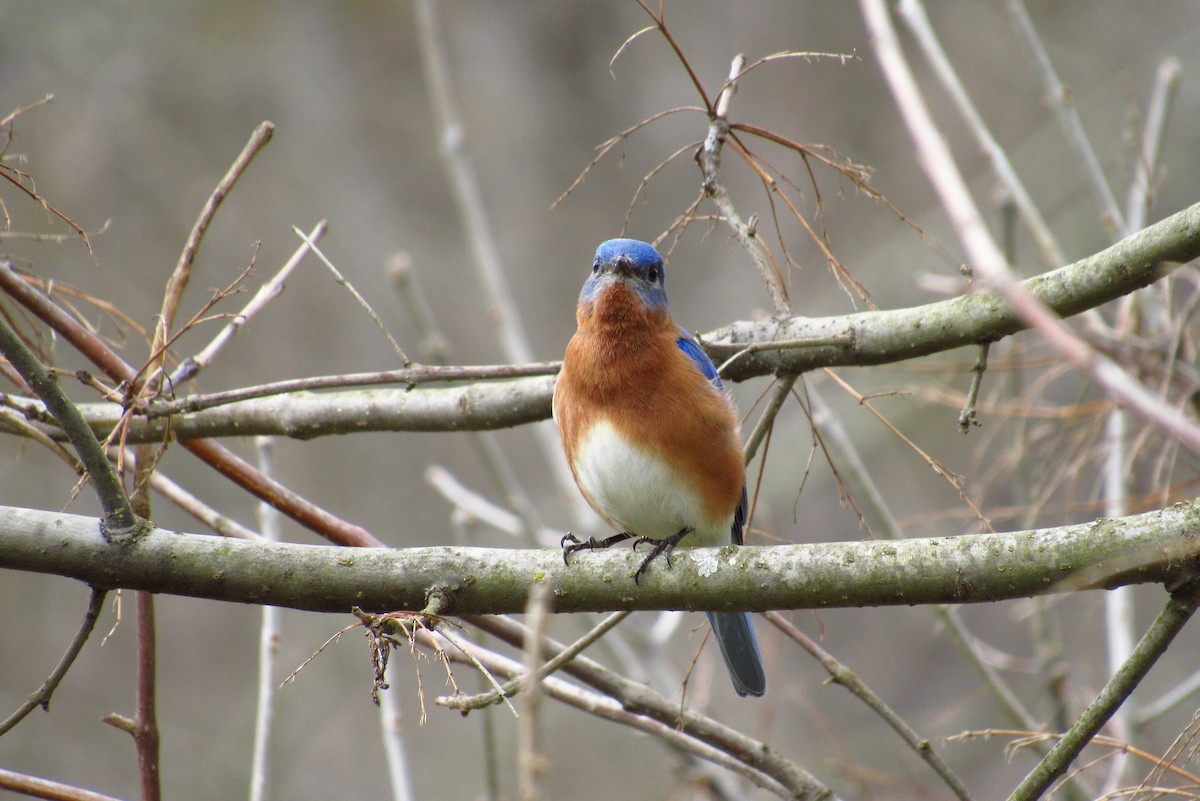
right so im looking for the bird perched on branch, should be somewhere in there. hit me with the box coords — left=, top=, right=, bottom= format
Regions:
left=553, top=238, right=766, bottom=697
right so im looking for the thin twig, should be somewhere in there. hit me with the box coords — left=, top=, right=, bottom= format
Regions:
left=171, top=220, right=329, bottom=387
left=696, top=55, right=790, bottom=315
left=412, top=0, right=577, bottom=513
left=0, top=93, right=55, bottom=128
left=158, top=121, right=274, bottom=348
left=957, top=342, right=989, bottom=433
left=460, top=614, right=829, bottom=799
left=0, top=588, right=107, bottom=737
left=434, top=626, right=519, bottom=720
left=743, top=374, right=798, bottom=465
left=1003, top=0, right=1126, bottom=236
left=377, top=676, right=414, bottom=801
left=443, top=612, right=631, bottom=711
left=294, top=226, right=409, bottom=366
left=0, top=767, right=125, bottom=801
left=150, top=361, right=559, bottom=419
left=392, top=252, right=550, bottom=544
left=127, top=448, right=162, bottom=801
left=517, top=582, right=549, bottom=801
left=1125, top=58, right=1182, bottom=234
left=143, top=467, right=263, bottom=540
left=0, top=263, right=382, bottom=546
left=423, top=628, right=792, bottom=798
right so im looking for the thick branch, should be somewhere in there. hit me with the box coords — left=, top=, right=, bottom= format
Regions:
left=2, top=501, right=1197, bottom=615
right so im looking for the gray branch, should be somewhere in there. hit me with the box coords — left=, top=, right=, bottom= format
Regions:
left=1, top=200, right=1197, bottom=444
left=2, top=501, right=1196, bottom=615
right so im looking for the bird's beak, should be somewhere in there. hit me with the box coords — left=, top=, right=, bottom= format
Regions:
left=606, top=259, right=635, bottom=280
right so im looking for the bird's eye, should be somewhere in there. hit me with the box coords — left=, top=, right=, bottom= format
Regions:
left=591, top=260, right=600, bottom=274
left=647, top=266, right=659, bottom=282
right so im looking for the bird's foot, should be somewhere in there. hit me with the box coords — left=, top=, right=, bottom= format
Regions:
left=631, top=527, right=694, bottom=584
left=560, top=532, right=634, bottom=566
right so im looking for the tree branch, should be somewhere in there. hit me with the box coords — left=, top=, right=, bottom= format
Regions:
left=3, top=199, right=1198, bottom=444
left=1, top=501, right=1196, bottom=615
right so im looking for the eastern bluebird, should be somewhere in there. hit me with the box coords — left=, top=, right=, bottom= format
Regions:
left=553, top=238, right=766, bottom=698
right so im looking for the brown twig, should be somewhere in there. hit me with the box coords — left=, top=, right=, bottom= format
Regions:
left=157, top=121, right=274, bottom=352
left=0, top=766, right=125, bottom=801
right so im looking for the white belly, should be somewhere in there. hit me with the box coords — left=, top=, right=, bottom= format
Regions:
left=572, top=420, right=728, bottom=546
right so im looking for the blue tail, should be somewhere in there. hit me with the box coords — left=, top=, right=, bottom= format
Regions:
left=706, top=611, right=766, bottom=697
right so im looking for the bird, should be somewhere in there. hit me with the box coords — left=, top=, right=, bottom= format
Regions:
left=552, top=238, right=766, bottom=698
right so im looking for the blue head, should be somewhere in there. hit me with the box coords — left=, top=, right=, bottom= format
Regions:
left=579, top=238, right=668, bottom=312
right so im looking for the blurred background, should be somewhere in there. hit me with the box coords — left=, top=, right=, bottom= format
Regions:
left=2, top=1, right=1199, bottom=799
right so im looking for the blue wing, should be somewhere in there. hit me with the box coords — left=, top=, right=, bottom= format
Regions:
left=678, top=332, right=765, bottom=696
left=676, top=331, right=747, bottom=547
left=676, top=331, right=723, bottom=388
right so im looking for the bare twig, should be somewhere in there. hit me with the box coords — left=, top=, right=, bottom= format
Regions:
left=393, top=253, right=549, bottom=545
left=1003, top=0, right=1126, bottom=235
left=0, top=588, right=107, bottom=737
left=461, top=613, right=829, bottom=799
left=517, top=583, right=550, bottom=801
left=157, top=121, right=274, bottom=351
left=377, top=677, right=415, bottom=801
left=442, top=611, right=631, bottom=711
left=0, top=766, right=125, bottom=801
left=0, top=312, right=137, bottom=537
left=126, top=449, right=162, bottom=801
left=424, top=627, right=792, bottom=798
left=412, top=0, right=578, bottom=514
left=171, top=220, right=329, bottom=387
left=0, top=93, right=55, bottom=128
left=957, top=342, right=989, bottom=433
left=697, top=55, right=790, bottom=315
left=294, top=226, right=409, bottom=366
left=0, top=262, right=383, bottom=546
left=1126, top=58, right=1182, bottom=233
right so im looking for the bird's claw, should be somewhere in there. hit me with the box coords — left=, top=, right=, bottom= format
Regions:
left=631, top=528, right=692, bottom=584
